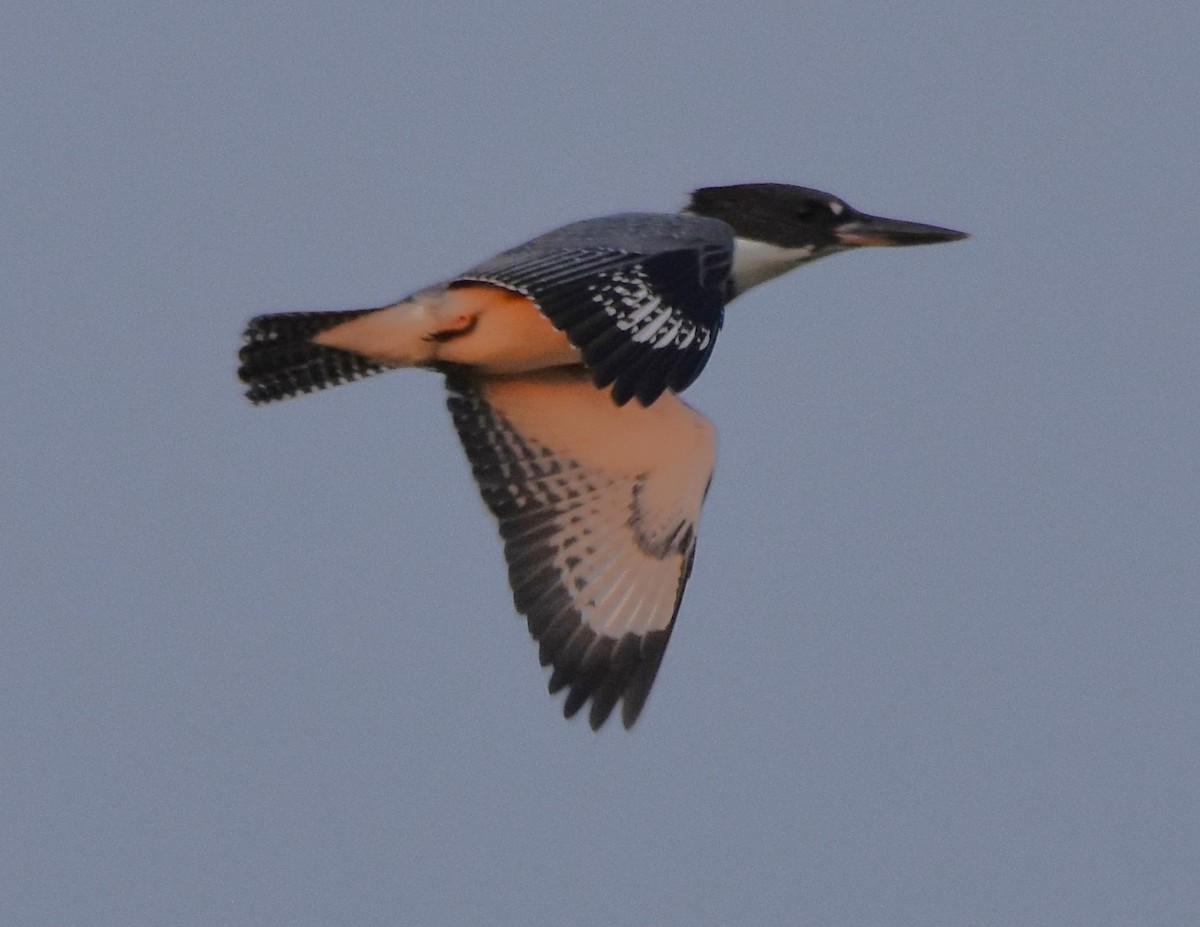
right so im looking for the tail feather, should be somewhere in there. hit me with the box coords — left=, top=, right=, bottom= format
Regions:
left=238, top=310, right=391, bottom=404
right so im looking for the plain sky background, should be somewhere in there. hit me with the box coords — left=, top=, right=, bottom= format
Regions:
left=4, top=2, right=1198, bottom=925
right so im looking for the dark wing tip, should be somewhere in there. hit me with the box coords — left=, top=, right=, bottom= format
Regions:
left=544, top=628, right=671, bottom=732
left=532, top=610, right=662, bottom=731
left=618, top=630, right=670, bottom=729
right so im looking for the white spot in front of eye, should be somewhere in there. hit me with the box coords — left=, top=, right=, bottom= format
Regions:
left=829, top=200, right=845, bottom=216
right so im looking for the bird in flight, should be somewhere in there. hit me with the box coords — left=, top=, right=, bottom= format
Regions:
left=238, top=183, right=967, bottom=730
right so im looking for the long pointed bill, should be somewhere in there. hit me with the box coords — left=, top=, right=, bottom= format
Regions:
left=835, top=214, right=969, bottom=248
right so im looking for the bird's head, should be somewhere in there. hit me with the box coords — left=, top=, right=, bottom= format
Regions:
left=684, top=183, right=968, bottom=295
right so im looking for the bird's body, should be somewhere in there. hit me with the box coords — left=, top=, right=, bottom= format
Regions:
left=239, top=183, right=967, bottom=729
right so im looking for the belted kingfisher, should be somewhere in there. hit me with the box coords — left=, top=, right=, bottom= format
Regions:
left=238, top=183, right=967, bottom=730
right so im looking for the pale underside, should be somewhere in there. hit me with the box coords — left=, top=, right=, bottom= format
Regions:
left=312, top=284, right=716, bottom=727
left=312, top=284, right=584, bottom=374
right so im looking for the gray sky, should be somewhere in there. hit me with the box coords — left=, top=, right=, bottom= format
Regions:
left=5, top=2, right=1199, bottom=925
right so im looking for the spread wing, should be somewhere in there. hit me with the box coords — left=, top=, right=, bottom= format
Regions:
left=444, top=367, right=716, bottom=729
left=455, top=243, right=730, bottom=407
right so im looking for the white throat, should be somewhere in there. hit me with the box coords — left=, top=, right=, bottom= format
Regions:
left=729, top=237, right=820, bottom=297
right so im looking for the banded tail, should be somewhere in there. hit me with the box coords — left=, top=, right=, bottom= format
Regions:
left=238, top=309, right=391, bottom=404
left=239, top=284, right=586, bottom=406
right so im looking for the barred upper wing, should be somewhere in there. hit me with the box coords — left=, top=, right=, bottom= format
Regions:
left=455, top=243, right=730, bottom=407
left=445, top=367, right=716, bottom=729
